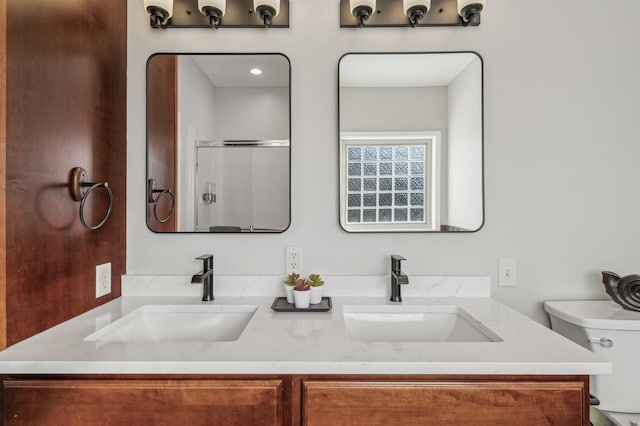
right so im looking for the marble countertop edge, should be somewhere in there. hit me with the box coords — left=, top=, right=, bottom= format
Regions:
left=0, top=361, right=611, bottom=376
left=0, top=276, right=612, bottom=376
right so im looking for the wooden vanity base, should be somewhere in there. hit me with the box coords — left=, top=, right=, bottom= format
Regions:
left=1, top=374, right=589, bottom=425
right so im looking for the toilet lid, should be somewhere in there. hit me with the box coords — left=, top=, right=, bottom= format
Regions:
left=544, top=300, right=640, bottom=330
left=601, top=410, right=640, bottom=426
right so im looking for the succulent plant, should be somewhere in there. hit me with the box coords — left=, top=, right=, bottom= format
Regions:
left=293, top=278, right=310, bottom=291
left=283, top=272, right=300, bottom=286
left=307, top=273, right=325, bottom=287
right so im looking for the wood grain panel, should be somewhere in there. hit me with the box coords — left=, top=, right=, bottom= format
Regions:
left=0, top=374, right=590, bottom=426
left=3, top=0, right=127, bottom=347
left=303, top=380, right=587, bottom=426
left=0, top=0, right=7, bottom=351
left=4, top=379, right=283, bottom=425
left=147, top=54, right=177, bottom=232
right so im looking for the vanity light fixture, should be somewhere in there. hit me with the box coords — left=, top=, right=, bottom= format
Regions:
left=404, top=0, right=430, bottom=27
left=350, top=0, right=376, bottom=27
left=340, top=0, right=485, bottom=28
left=144, top=0, right=288, bottom=29
left=254, top=0, right=280, bottom=28
left=144, top=0, right=173, bottom=28
left=198, top=0, right=226, bottom=28
left=457, top=0, right=485, bottom=26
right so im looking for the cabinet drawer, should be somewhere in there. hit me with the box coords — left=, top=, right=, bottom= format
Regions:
left=302, top=380, right=586, bottom=426
left=4, top=379, right=283, bottom=425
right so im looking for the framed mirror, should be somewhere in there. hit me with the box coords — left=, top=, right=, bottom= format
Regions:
left=339, top=52, right=484, bottom=233
left=147, top=53, right=291, bottom=233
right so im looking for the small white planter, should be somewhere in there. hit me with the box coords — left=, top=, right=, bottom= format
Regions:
left=293, top=289, right=311, bottom=308
left=283, top=284, right=294, bottom=304
left=309, top=286, right=323, bottom=304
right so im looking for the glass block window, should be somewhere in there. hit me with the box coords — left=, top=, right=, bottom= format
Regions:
left=345, top=144, right=428, bottom=225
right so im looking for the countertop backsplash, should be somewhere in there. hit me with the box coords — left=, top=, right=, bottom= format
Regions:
left=121, top=274, right=490, bottom=298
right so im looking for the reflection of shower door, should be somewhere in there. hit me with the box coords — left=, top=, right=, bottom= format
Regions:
left=195, top=143, right=289, bottom=231
left=195, top=146, right=254, bottom=231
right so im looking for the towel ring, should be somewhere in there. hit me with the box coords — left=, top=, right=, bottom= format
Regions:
left=148, top=179, right=175, bottom=223
left=70, top=167, right=113, bottom=230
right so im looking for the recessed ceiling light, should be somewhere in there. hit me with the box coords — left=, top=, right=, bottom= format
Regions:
left=250, top=68, right=263, bottom=75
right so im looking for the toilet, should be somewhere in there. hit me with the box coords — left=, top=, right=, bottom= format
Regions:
left=544, top=300, right=640, bottom=426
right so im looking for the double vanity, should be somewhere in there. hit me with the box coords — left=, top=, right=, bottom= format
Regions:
left=0, top=275, right=609, bottom=425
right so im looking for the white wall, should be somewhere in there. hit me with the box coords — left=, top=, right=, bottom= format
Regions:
left=127, top=0, right=640, bottom=324
left=447, top=57, right=483, bottom=230
left=213, top=87, right=289, bottom=140
left=178, top=56, right=217, bottom=139
left=340, top=87, right=447, bottom=132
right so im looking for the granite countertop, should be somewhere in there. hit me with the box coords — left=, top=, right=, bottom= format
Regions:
left=0, top=275, right=612, bottom=375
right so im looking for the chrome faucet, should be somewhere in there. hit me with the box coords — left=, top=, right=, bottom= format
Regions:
left=390, top=255, right=409, bottom=303
left=191, top=254, right=214, bottom=301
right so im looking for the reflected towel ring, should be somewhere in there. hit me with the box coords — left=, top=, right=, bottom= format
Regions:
left=69, top=167, right=113, bottom=230
left=148, top=178, right=175, bottom=223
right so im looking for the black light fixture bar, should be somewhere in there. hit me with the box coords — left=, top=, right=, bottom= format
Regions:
left=159, top=0, right=289, bottom=28
left=340, top=0, right=479, bottom=28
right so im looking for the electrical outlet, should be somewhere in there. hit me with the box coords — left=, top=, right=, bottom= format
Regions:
left=285, top=247, right=303, bottom=275
left=96, top=262, right=111, bottom=298
left=498, top=258, right=516, bottom=287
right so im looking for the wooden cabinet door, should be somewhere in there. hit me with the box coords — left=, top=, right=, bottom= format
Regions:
left=147, top=54, right=177, bottom=232
left=4, top=379, right=283, bottom=425
left=302, top=380, right=587, bottom=426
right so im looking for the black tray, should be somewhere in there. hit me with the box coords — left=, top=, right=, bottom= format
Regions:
left=271, top=296, right=332, bottom=312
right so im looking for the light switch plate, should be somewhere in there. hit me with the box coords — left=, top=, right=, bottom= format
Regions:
left=498, top=258, right=516, bottom=287
left=96, top=262, right=111, bottom=298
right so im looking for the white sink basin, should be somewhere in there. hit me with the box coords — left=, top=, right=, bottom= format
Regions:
left=84, top=305, right=257, bottom=343
left=343, top=305, right=501, bottom=342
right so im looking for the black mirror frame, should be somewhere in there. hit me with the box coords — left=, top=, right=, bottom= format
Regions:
left=145, top=52, right=292, bottom=234
left=337, top=51, right=485, bottom=233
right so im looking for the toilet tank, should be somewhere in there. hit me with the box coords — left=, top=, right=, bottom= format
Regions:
left=544, top=300, right=640, bottom=413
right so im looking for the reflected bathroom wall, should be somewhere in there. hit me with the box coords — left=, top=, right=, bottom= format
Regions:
left=339, top=52, right=483, bottom=232
left=147, top=53, right=291, bottom=232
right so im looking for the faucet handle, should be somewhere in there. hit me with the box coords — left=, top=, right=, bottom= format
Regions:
left=195, top=254, right=214, bottom=271
left=391, top=255, right=406, bottom=273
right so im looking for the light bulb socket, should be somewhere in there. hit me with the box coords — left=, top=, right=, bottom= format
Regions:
left=201, top=6, right=224, bottom=28
left=256, top=5, right=277, bottom=27
left=352, top=5, right=373, bottom=27
left=459, top=3, right=483, bottom=26
left=406, top=5, right=428, bottom=27
left=147, top=6, right=171, bottom=28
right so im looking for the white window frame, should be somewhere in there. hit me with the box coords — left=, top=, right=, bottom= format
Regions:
left=340, top=131, right=441, bottom=232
